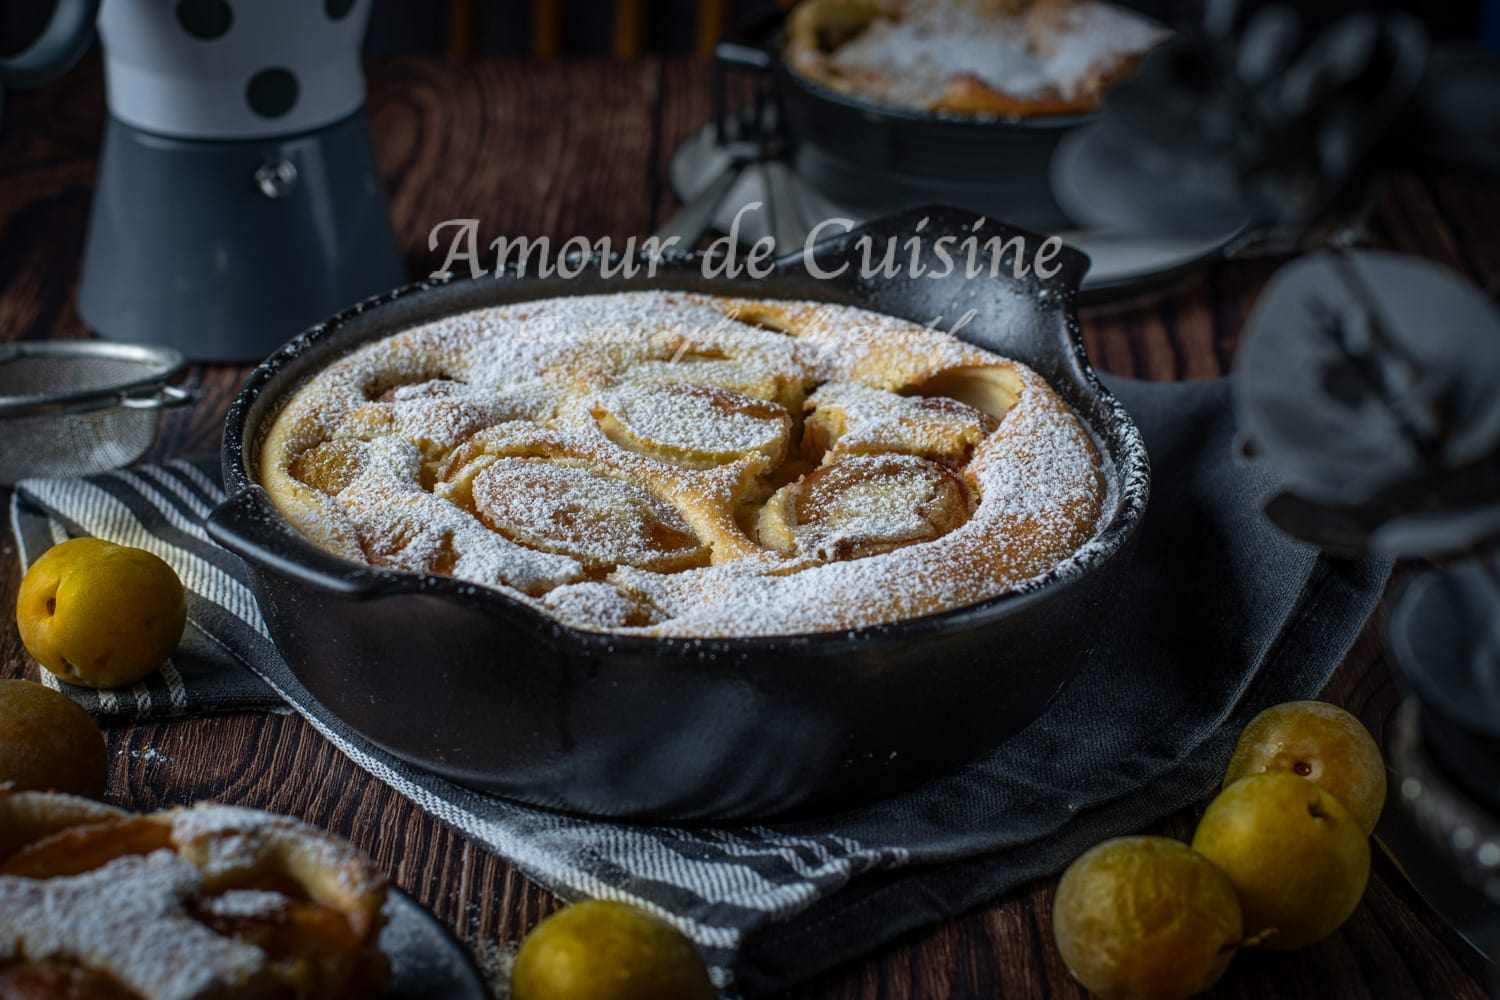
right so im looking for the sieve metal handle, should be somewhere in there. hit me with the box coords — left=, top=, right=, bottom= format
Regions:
left=118, top=383, right=193, bottom=411
left=3, top=381, right=194, bottom=418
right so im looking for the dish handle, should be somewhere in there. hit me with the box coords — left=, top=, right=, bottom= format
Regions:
left=206, top=486, right=387, bottom=600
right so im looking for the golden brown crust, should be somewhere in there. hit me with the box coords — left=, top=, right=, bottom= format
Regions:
left=0, top=959, right=144, bottom=1000
left=0, top=787, right=127, bottom=867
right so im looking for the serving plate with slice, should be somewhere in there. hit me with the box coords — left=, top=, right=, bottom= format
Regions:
left=384, top=889, right=490, bottom=1000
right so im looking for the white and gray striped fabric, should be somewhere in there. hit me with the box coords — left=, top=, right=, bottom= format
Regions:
left=8, top=378, right=1391, bottom=996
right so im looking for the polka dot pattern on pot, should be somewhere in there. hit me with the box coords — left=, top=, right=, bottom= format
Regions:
left=176, top=0, right=233, bottom=39
left=246, top=68, right=299, bottom=119
left=325, top=0, right=357, bottom=20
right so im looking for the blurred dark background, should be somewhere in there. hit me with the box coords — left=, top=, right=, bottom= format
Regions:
left=1, top=0, right=1493, bottom=61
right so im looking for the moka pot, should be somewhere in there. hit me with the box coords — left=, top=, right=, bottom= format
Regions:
left=1, top=0, right=406, bottom=361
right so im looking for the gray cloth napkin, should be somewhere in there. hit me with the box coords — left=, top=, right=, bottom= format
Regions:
left=8, top=376, right=1391, bottom=996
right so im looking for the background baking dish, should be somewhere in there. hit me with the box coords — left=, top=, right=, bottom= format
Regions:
left=207, top=207, right=1150, bottom=821
left=714, top=7, right=1113, bottom=232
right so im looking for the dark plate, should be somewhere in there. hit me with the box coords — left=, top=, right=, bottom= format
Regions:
left=384, top=888, right=490, bottom=1000
left=1387, top=564, right=1500, bottom=814
left=666, top=122, right=1245, bottom=306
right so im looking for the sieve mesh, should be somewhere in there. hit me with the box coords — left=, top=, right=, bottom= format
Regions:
left=0, top=343, right=188, bottom=484
left=0, top=355, right=164, bottom=396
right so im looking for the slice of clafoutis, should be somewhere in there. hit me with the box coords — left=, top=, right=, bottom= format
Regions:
left=0, top=789, right=390, bottom=1000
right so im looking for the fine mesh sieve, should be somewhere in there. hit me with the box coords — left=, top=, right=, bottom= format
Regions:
left=0, top=341, right=191, bottom=484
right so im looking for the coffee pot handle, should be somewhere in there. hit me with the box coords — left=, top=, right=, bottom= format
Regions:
left=0, top=0, right=100, bottom=90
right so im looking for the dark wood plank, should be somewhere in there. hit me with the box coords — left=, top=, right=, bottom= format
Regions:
left=365, top=55, right=664, bottom=271
left=0, top=54, right=1493, bottom=1000
left=1423, top=171, right=1500, bottom=291
left=1368, top=173, right=1473, bottom=277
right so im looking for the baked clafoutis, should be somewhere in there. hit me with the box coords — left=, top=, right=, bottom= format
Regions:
left=0, top=788, right=389, bottom=999
left=257, top=292, right=1107, bottom=637
left=786, top=0, right=1169, bottom=117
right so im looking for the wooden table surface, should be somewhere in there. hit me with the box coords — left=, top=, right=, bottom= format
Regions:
left=2, top=55, right=1496, bottom=999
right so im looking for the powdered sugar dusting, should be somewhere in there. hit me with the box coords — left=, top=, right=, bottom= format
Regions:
left=797, top=0, right=1168, bottom=113
left=598, top=381, right=789, bottom=456
left=620, top=371, right=1106, bottom=635
left=0, top=851, right=267, bottom=999
left=198, top=889, right=293, bottom=920
left=259, top=291, right=1108, bottom=637
left=472, top=459, right=707, bottom=573
left=170, top=805, right=379, bottom=904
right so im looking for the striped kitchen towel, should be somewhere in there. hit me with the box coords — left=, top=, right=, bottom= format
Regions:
left=8, top=377, right=1391, bottom=996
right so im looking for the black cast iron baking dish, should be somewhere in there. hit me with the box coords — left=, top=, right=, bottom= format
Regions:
left=208, top=207, right=1150, bottom=822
